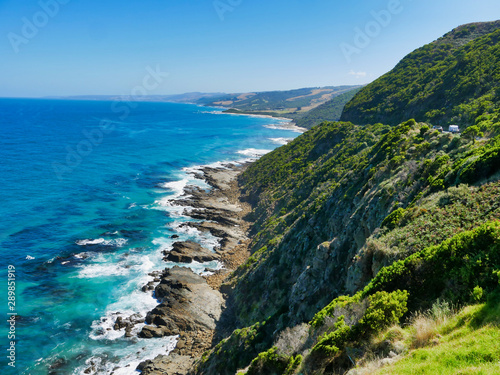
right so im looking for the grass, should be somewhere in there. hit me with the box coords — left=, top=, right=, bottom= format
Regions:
left=411, top=315, right=439, bottom=349
left=377, top=325, right=500, bottom=374
left=370, top=294, right=500, bottom=375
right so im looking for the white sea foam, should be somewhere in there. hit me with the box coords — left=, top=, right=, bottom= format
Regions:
left=76, top=238, right=108, bottom=246
left=151, top=236, right=173, bottom=252
left=153, top=174, right=205, bottom=215
left=263, top=123, right=306, bottom=133
left=76, top=262, right=130, bottom=279
left=88, top=255, right=158, bottom=338
left=75, top=252, right=153, bottom=280
left=183, top=160, right=232, bottom=174
left=269, top=137, right=294, bottom=145
left=159, top=178, right=190, bottom=198
left=199, top=231, right=220, bottom=251
left=162, top=259, right=223, bottom=276
left=169, top=221, right=201, bottom=237
left=199, top=110, right=223, bottom=115
left=74, top=335, right=178, bottom=375
left=114, top=238, right=128, bottom=247
left=153, top=197, right=193, bottom=218
left=75, top=238, right=128, bottom=247
left=237, top=148, right=272, bottom=157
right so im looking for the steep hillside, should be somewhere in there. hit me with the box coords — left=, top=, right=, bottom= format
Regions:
left=194, top=119, right=500, bottom=375
left=294, top=87, right=362, bottom=129
left=190, top=21, right=500, bottom=375
left=341, top=21, right=500, bottom=127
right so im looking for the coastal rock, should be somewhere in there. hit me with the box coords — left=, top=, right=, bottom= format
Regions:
left=139, top=325, right=170, bottom=338
left=111, top=313, right=144, bottom=338
left=142, top=280, right=157, bottom=292
left=136, top=165, right=251, bottom=375
left=188, top=209, right=240, bottom=226
left=139, top=266, right=223, bottom=338
left=113, top=316, right=126, bottom=330
left=181, top=220, right=243, bottom=250
left=137, top=354, right=194, bottom=375
left=163, top=241, right=219, bottom=263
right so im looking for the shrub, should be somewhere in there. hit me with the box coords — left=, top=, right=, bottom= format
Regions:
left=459, top=146, right=500, bottom=183
left=420, top=125, right=431, bottom=134
left=362, top=222, right=500, bottom=310
left=381, top=208, right=406, bottom=230
left=462, top=125, right=484, bottom=144
left=246, top=347, right=288, bottom=375
left=430, top=299, right=452, bottom=322
left=312, top=316, right=352, bottom=355
left=472, top=286, right=485, bottom=302
left=312, top=290, right=408, bottom=356
left=311, top=295, right=360, bottom=328
left=358, top=290, right=409, bottom=334
left=283, top=355, right=302, bottom=375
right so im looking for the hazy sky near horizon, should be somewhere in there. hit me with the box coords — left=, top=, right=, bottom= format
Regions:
left=1, top=0, right=499, bottom=97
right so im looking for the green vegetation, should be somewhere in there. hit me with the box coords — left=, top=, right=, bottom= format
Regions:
left=313, top=290, right=408, bottom=354
left=235, top=224, right=500, bottom=375
left=205, top=117, right=500, bottom=374
left=371, top=292, right=500, bottom=374
left=462, top=125, right=484, bottom=144
left=311, top=222, right=500, bottom=328
left=373, top=182, right=500, bottom=258
left=294, top=87, right=362, bottom=129
left=362, top=222, right=500, bottom=310
left=246, top=347, right=289, bottom=375
left=195, top=21, right=500, bottom=375
left=342, top=21, right=500, bottom=128
left=195, top=321, right=269, bottom=375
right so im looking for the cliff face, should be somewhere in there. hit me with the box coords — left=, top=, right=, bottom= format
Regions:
left=192, top=22, right=500, bottom=375
left=229, top=120, right=472, bottom=329
left=341, top=21, right=500, bottom=126
left=194, top=117, right=499, bottom=374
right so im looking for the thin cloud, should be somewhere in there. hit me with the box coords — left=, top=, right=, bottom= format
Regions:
left=348, top=70, right=367, bottom=79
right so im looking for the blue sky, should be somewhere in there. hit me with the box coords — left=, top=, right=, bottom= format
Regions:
left=1, top=0, right=499, bottom=97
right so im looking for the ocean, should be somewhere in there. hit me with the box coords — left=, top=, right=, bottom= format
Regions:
left=0, top=98, right=300, bottom=374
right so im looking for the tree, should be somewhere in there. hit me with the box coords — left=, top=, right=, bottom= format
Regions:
left=462, top=125, right=483, bottom=144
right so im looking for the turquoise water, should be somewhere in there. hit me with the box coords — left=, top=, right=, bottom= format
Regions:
left=0, top=98, right=299, bottom=374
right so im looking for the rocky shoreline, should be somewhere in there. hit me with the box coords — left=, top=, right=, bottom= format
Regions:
left=134, top=163, right=253, bottom=374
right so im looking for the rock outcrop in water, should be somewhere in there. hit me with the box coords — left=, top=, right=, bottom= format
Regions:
left=134, top=164, right=252, bottom=374
left=163, top=241, right=220, bottom=263
left=140, top=266, right=223, bottom=338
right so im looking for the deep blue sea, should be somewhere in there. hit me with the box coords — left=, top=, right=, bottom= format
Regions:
left=0, top=98, right=300, bottom=374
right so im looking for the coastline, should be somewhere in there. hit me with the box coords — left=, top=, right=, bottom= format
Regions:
left=134, top=162, right=253, bottom=374
left=209, top=107, right=307, bottom=133
left=5, top=100, right=304, bottom=375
